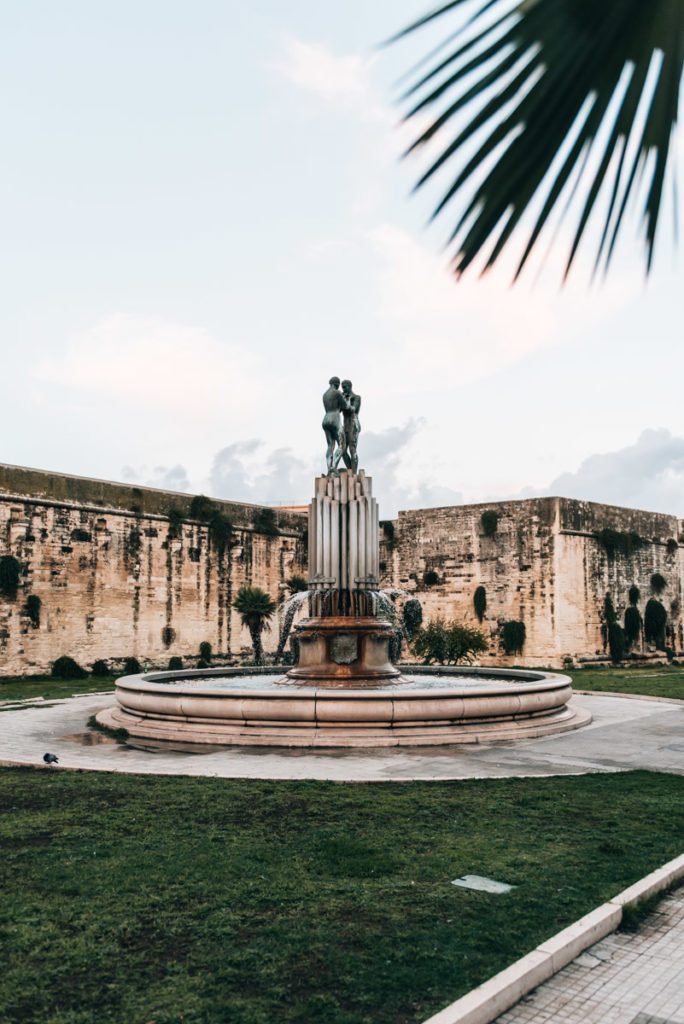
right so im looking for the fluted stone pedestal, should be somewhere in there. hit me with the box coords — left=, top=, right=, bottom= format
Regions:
left=287, top=470, right=404, bottom=687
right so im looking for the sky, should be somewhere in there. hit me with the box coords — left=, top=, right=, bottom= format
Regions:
left=1, top=0, right=683, bottom=519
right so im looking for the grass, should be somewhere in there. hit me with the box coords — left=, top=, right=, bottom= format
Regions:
left=0, top=769, right=682, bottom=1024
left=0, top=675, right=116, bottom=703
left=569, top=664, right=684, bottom=701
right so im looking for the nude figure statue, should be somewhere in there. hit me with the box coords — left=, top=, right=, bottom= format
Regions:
left=321, top=376, right=346, bottom=475
left=340, top=380, right=361, bottom=474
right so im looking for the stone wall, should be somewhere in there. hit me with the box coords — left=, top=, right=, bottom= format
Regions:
left=0, top=464, right=307, bottom=676
left=380, top=496, right=683, bottom=668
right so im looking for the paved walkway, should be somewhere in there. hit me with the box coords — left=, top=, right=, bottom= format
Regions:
left=494, top=887, right=684, bottom=1024
left=0, top=690, right=681, bottom=779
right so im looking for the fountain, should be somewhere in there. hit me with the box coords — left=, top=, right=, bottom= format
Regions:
left=96, top=379, right=590, bottom=750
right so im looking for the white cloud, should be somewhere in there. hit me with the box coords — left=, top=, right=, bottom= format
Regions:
left=122, top=463, right=191, bottom=492
left=517, top=428, right=684, bottom=515
left=35, top=314, right=269, bottom=422
left=273, top=35, right=375, bottom=103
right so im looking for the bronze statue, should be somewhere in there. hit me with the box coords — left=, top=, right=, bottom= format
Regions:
left=340, top=380, right=361, bottom=474
left=322, top=377, right=346, bottom=474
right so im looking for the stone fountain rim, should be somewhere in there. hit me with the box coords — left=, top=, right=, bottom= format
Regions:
left=114, top=665, right=572, bottom=699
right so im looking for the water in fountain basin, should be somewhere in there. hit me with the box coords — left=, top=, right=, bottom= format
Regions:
left=145, top=672, right=517, bottom=694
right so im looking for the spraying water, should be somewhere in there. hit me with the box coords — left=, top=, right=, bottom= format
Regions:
left=275, top=589, right=311, bottom=663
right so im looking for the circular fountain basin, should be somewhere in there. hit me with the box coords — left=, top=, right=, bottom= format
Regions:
left=96, top=666, right=591, bottom=751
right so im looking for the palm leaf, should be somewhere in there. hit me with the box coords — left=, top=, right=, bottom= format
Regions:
left=392, top=0, right=684, bottom=279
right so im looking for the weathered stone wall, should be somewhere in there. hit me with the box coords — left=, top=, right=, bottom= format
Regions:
left=0, top=464, right=306, bottom=675
left=380, top=496, right=683, bottom=668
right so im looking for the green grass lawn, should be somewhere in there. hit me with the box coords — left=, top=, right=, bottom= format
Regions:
left=0, top=675, right=116, bottom=703
left=569, top=664, right=684, bottom=700
left=1, top=769, right=682, bottom=1024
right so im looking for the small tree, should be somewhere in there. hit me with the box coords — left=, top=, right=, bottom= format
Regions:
left=473, top=585, right=487, bottom=623
left=51, top=656, right=88, bottom=680
left=501, top=620, right=526, bottom=655
left=651, top=573, right=667, bottom=595
left=624, top=606, right=642, bottom=647
left=628, top=584, right=641, bottom=606
left=233, top=586, right=276, bottom=665
left=423, top=570, right=439, bottom=586
left=644, top=599, right=667, bottom=649
left=124, top=657, right=142, bottom=675
left=168, top=656, right=183, bottom=671
left=199, top=641, right=212, bottom=663
left=286, top=575, right=308, bottom=594
left=91, top=659, right=110, bottom=678
left=0, top=555, right=20, bottom=599
left=604, top=594, right=617, bottom=624
left=608, top=622, right=626, bottom=663
left=480, top=510, right=498, bottom=537
left=25, top=594, right=41, bottom=628
left=402, top=599, right=423, bottom=639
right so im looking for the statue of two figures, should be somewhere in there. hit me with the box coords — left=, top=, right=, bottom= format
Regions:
left=322, top=377, right=361, bottom=475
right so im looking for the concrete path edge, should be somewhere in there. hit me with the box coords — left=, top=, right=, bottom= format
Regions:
left=420, top=852, right=684, bottom=1024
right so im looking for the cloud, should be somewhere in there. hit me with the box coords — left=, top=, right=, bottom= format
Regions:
left=273, top=36, right=375, bottom=104
left=35, top=314, right=268, bottom=422
left=122, top=463, right=191, bottom=492
left=518, top=429, right=684, bottom=515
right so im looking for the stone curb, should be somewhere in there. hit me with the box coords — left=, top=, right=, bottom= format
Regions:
left=573, top=689, right=684, bottom=705
left=420, top=852, right=684, bottom=1024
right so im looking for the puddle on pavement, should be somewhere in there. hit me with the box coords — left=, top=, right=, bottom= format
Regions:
left=62, top=731, right=116, bottom=746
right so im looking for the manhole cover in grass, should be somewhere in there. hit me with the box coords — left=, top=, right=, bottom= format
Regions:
left=451, top=875, right=516, bottom=894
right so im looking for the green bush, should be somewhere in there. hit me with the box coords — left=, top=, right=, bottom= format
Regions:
left=167, top=507, right=185, bottom=537
left=209, top=512, right=233, bottom=552
left=0, top=555, right=20, bottom=599
left=168, top=656, right=183, bottom=671
left=199, top=642, right=212, bottom=663
left=651, top=572, right=666, bottom=595
left=501, top=620, right=526, bottom=655
left=286, top=575, right=308, bottom=594
left=608, top=622, right=626, bottom=663
left=604, top=594, right=617, bottom=625
left=123, top=657, right=142, bottom=675
left=624, top=606, right=642, bottom=645
left=412, top=619, right=488, bottom=665
left=473, top=585, right=487, bottom=622
left=51, top=656, right=88, bottom=680
left=189, top=494, right=215, bottom=521
left=253, top=508, right=279, bottom=536
left=197, top=658, right=210, bottom=669
left=402, top=599, right=423, bottom=639
left=91, top=659, right=110, bottom=678
left=480, top=510, right=498, bottom=537
left=423, top=570, right=440, bottom=586
left=25, top=594, right=41, bottom=628
left=667, top=538, right=678, bottom=555
left=594, top=529, right=647, bottom=558
left=644, top=599, right=667, bottom=649
left=628, top=584, right=641, bottom=606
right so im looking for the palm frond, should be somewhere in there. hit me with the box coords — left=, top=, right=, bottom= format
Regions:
left=394, top=0, right=684, bottom=279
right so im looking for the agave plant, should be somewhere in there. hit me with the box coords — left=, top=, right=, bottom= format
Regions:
left=393, top=0, right=683, bottom=280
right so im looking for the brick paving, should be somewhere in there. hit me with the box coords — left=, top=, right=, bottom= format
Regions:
left=494, top=888, right=684, bottom=1024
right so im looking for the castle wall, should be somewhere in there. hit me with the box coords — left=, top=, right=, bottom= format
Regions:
left=0, top=465, right=306, bottom=675
left=381, top=496, right=683, bottom=667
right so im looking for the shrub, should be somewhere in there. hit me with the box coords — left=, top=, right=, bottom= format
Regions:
left=167, top=507, right=185, bottom=537
left=197, top=658, right=210, bottom=669
left=286, top=575, right=308, bottom=594
left=480, top=510, right=498, bottom=537
left=25, top=594, right=41, bottom=628
left=123, top=657, right=142, bottom=675
left=473, top=585, right=487, bottom=622
left=608, top=622, right=626, bottom=663
left=667, top=538, right=678, bottom=555
left=0, top=555, right=20, bottom=599
left=209, top=512, right=233, bottom=552
left=628, top=584, right=641, bottom=606
left=423, top=570, right=440, bottom=586
left=644, top=599, right=667, bottom=649
left=604, top=594, right=617, bottom=625
left=501, top=620, right=526, bottom=655
left=412, top=619, right=488, bottom=665
left=253, top=508, right=279, bottom=536
left=189, top=494, right=215, bottom=521
left=51, top=656, right=88, bottom=680
left=91, top=659, right=110, bottom=678
left=594, top=529, right=647, bottom=558
left=650, top=572, right=666, bottom=595
left=199, top=641, right=212, bottom=663
left=402, top=599, right=423, bottom=639
left=624, top=606, right=642, bottom=645
left=168, top=656, right=183, bottom=671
